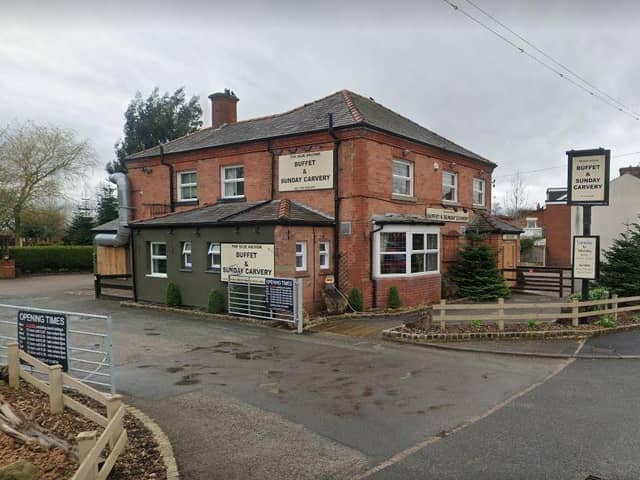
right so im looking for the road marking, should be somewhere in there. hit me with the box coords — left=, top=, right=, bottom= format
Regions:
left=354, top=357, right=575, bottom=479
left=573, top=337, right=587, bottom=356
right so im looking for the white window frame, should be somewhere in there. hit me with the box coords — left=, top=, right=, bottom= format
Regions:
left=207, top=242, right=221, bottom=272
left=473, top=178, right=485, bottom=207
left=319, top=241, right=330, bottom=269
left=295, top=241, right=307, bottom=272
left=373, top=225, right=440, bottom=278
left=149, top=242, right=168, bottom=278
left=181, top=241, right=192, bottom=269
left=526, top=218, right=538, bottom=229
left=392, top=159, right=414, bottom=197
left=442, top=171, right=458, bottom=203
left=177, top=170, right=197, bottom=201
left=221, top=165, right=245, bottom=199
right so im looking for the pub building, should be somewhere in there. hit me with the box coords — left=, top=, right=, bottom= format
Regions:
left=95, top=89, right=520, bottom=314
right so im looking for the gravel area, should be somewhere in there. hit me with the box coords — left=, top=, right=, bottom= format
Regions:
left=0, top=381, right=166, bottom=479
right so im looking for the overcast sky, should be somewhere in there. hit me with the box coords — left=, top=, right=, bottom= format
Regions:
left=2, top=0, right=640, bottom=209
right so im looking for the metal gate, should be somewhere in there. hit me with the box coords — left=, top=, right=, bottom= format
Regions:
left=0, top=303, right=116, bottom=393
left=227, top=276, right=304, bottom=333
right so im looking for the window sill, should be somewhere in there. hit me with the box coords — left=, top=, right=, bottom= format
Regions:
left=146, top=273, right=168, bottom=278
left=392, top=194, right=417, bottom=203
left=473, top=204, right=487, bottom=210
left=374, top=271, right=440, bottom=279
left=176, top=200, right=199, bottom=206
left=179, top=268, right=193, bottom=272
left=205, top=269, right=221, bottom=274
left=441, top=201, right=460, bottom=207
left=218, top=196, right=246, bottom=203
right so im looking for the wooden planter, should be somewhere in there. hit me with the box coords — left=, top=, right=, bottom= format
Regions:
left=0, top=259, right=16, bottom=279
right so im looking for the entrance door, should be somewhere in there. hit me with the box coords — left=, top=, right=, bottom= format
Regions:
left=503, top=242, right=517, bottom=286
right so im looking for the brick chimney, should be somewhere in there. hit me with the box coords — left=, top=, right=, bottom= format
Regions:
left=619, top=166, right=640, bottom=179
left=208, top=89, right=239, bottom=128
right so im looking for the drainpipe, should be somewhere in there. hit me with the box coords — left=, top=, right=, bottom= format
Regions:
left=94, top=173, right=132, bottom=247
left=159, top=144, right=175, bottom=212
left=328, top=113, right=341, bottom=289
left=269, top=139, right=276, bottom=200
left=370, top=223, right=384, bottom=309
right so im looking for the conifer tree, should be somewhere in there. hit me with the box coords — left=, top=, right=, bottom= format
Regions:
left=63, top=209, right=95, bottom=245
left=600, top=221, right=640, bottom=297
left=448, top=233, right=510, bottom=301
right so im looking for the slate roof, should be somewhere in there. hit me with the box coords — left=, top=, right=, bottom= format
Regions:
left=91, top=219, right=120, bottom=233
left=126, top=90, right=494, bottom=166
left=129, top=200, right=333, bottom=228
left=468, top=212, right=523, bottom=234
left=371, top=213, right=444, bottom=226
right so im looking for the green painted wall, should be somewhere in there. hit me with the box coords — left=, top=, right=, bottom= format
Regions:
left=132, top=225, right=275, bottom=308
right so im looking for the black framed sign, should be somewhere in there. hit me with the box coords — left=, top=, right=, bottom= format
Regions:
left=265, top=278, right=295, bottom=312
left=567, top=148, right=610, bottom=206
left=572, top=235, right=600, bottom=281
left=17, top=310, right=69, bottom=371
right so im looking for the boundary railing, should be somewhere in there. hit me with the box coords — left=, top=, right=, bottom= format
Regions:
left=94, top=273, right=133, bottom=300
left=6, top=342, right=127, bottom=480
left=434, top=294, right=640, bottom=330
left=502, top=266, right=573, bottom=297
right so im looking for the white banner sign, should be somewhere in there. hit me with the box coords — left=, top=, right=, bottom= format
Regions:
left=568, top=150, right=610, bottom=205
left=572, top=236, right=599, bottom=280
left=278, top=150, right=333, bottom=192
left=425, top=208, right=470, bottom=223
left=221, top=243, right=275, bottom=283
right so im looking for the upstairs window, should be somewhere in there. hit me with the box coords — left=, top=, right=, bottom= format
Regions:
left=149, top=242, right=167, bottom=277
left=222, top=165, right=244, bottom=198
left=207, top=242, right=221, bottom=272
left=473, top=178, right=485, bottom=207
left=181, top=241, right=192, bottom=269
left=442, top=171, right=457, bottom=203
left=178, top=171, right=197, bottom=201
left=319, top=241, right=330, bottom=269
left=526, top=218, right=538, bottom=229
left=295, top=241, right=307, bottom=271
left=392, top=159, right=414, bottom=197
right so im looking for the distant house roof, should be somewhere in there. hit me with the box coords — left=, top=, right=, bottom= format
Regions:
left=125, top=90, right=495, bottom=166
left=546, top=188, right=568, bottom=204
left=91, top=219, right=121, bottom=233
left=129, top=199, right=334, bottom=228
left=469, top=212, right=523, bottom=234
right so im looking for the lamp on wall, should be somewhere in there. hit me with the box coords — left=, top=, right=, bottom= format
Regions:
left=288, top=147, right=298, bottom=154
left=402, top=149, right=411, bottom=157
left=433, top=162, right=440, bottom=171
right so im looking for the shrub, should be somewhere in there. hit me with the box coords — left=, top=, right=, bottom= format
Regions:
left=597, top=315, right=617, bottom=329
left=633, top=315, right=640, bottom=324
left=600, top=221, right=640, bottom=297
left=208, top=289, right=226, bottom=314
left=166, top=283, right=182, bottom=307
left=388, top=286, right=402, bottom=309
left=528, top=319, right=541, bottom=329
left=471, top=319, right=484, bottom=330
left=347, top=288, right=363, bottom=312
left=9, top=246, right=94, bottom=274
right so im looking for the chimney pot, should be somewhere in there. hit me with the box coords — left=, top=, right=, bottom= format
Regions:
left=208, top=89, right=239, bottom=128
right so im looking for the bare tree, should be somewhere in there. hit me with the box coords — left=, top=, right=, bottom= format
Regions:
left=503, top=172, right=530, bottom=219
left=0, top=122, right=95, bottom=245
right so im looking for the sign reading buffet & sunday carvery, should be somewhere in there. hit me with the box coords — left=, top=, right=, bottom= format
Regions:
left=17, top=310, right=69, bottom=371
left=278, top=150, right=333, bottom=192
left=221, top=243, right=275, bottom=283
left=567, top=149, right=610, bottom=205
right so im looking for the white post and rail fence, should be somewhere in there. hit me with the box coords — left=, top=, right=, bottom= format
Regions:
left=435, top=294, right=639, bottom=330
left=6, top=342, right=127, bottom=480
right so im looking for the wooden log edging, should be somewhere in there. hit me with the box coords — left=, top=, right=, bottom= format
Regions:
left=382, top=321, right=640, bottom=343
left=127, top=406, right=180, bottom=480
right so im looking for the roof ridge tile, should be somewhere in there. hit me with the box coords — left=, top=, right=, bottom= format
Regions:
left=342, top=90, right=364, bottom=123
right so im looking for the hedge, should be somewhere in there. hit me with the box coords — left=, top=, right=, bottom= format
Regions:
left=9, top=246, right=94, bottom=274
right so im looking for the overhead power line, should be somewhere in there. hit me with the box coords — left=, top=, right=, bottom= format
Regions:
left=442, top=0, right=640, bottom=120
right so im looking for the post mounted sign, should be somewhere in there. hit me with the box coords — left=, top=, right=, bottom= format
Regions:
left=572, top=235, right=600, bottom=280
left=567, top=149, right=610, bottom=205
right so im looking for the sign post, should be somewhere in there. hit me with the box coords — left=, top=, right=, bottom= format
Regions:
left=567, top=148, right=610, bottom=301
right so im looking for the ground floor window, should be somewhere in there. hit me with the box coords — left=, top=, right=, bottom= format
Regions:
left=296, top=241, right=307, bottom=271
left=319, top=241, right=330, bottom=269
left=208, top=242, right=221, bottom=272
left=374, top=225, right=440, bottom=278
left=181, top=241, right=192, bottom=269
left=149, top=242, right=167, bottom=277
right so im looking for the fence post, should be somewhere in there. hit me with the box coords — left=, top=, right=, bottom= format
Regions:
left=559, top=269, right=564, bottom=297
left=107, top=394, right=124, bottom=449
left=439, top=299, right=446, bottom=331
left=572, top=297, right=579, bottom=327
left=296, top=278, right=304, bottom=334
left=76, top=430, right=98, bottom=480
left=497, top=297, right=505, bottom=331
left=49, top=365, right=64, bottom=414
left=94, top=274, right=101, bottom=299
left=612, top=294, right=619, bottom=321
left=7, top=342, right=19, bottom=389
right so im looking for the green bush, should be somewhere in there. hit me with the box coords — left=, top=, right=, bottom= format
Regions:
left=388, top=286, right=402, bottom=309
left=597, top=315, right=617, bottom=329
left=9, top=246, right=94, bottom=274
left=348, top=288, right=363, bottom=312
left=208, top=289, right=226, bottom=314
left=528, top=319, right=541, bottom=329
left=166, top=283, right=182, bottom=307
left=471, top=319, right=484, bottom=330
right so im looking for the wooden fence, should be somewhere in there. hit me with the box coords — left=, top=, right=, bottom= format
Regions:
left=502, top=266, right=573, bottom=297
left=94, top=273, right=133, bottom=300
left=434, top=294, right=640, bottom=330
left=6, top=342, right=127, bottom=480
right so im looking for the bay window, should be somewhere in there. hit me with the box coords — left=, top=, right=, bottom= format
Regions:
left=374, top=226, right=439, bottom=277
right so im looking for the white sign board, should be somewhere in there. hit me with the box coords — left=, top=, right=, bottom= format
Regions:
left=425, top=208, right=470, bottom=223
left=572, top=236, right=599, bottom=280
left=567, top=150, right=610, bottom=205
left=221, top=243, right=275, bottom=283
left=278, top=150, right=333, bottom=191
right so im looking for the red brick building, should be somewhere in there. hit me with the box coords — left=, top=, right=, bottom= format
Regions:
left=116, top=89, right=503, bottom=313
